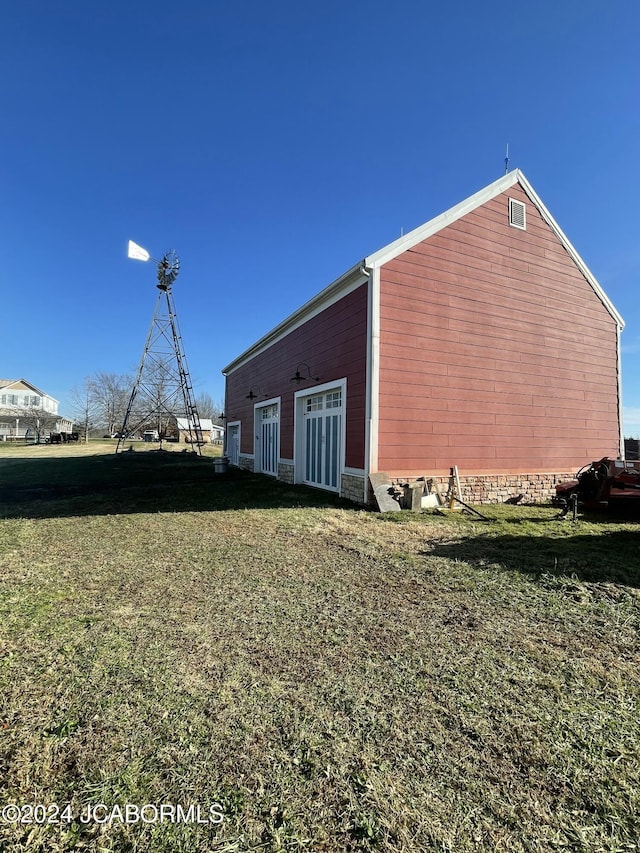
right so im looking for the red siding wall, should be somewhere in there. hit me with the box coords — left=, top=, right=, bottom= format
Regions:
left=378, top=186, right=621, bottom=477
left=226, top=283, right=368, bottom=469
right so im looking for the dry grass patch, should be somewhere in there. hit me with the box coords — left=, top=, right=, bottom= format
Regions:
left=0, top=449, right=639, bottom=851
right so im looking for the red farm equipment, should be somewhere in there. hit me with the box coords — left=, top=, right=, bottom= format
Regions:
left=553, top=457, right=640, bottom=517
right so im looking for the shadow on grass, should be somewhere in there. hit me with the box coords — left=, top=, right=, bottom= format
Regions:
left=0, top=450, right=353, bottom=519
left=424, top=525, right=640, bottom=588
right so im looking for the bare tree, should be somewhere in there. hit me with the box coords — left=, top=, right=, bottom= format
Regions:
left=90, top=372, right=131, bottom=434
left=195, top=391, right=223, bottom=420
left=69, top=377, right=99, bottom=443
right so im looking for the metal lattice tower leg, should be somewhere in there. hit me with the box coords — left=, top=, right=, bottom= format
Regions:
left=116, top=284, right=203, bottom=454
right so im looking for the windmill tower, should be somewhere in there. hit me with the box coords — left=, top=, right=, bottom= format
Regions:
left=116, top=242, right=204, bottom=454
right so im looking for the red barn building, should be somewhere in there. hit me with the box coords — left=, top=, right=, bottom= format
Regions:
left=222, top=170, right=624, bottom=505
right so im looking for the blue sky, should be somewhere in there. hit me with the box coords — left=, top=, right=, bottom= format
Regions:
left=2, top=1, right=639, bottom=433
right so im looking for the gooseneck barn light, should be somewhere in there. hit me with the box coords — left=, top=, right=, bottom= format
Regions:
left=290, top=363, right=320, bottom=384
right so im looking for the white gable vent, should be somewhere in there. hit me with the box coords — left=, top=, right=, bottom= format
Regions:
left=509, top=198, right=526, bottom=230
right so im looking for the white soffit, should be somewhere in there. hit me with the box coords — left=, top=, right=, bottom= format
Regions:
left=222, top=263, right=368, bottom=374
left=223, top=170, right=624, bottom=376
left=366, top=168, right=623, bottom=329
left=365, top=170, right=522, bottom=267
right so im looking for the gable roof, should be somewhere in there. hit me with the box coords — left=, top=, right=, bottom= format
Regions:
left=175, top=418, right=220, bottom=431
left=222, top=261, right=367, bottom=374
left=224, top=170, right=623, bottom=373
left=366, top=169, right=623, bottom=328
left=0, top=378, right=52, bottom=398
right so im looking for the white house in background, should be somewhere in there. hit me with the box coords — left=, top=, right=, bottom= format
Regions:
left=175, top=417, right=224, bottom=444
left=0, top=379, right=73, bottom=441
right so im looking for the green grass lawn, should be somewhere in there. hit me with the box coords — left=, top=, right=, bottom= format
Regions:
left=0, top=446, right=639, bottom=852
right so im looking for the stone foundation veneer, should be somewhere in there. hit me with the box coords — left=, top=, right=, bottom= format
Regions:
left=238, top=455, right=254, bottom=472
left=341, top=472, right=366, bottom=504
left=392, top=472, right=575, bottom=505
left=233, top=460, right=571, bottom=506
left=278, top=461, right=295, bottom=484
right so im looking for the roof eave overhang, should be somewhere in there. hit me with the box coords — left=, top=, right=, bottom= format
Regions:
left=365, top=170, right=523, bottom=269
left=223, top=169, right=624, bottom=379
left=365, top=168, right=624, bottom=329
left=0, top=379, right=52, bottom=398
left=222, top=261, right=369, bottom=375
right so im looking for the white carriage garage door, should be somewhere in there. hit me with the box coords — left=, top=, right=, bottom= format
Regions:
left=226, top=423, right=240, bottom=467
left=258, top=402, right=279, bottom=477
left=302, top=388, right=342, bottom=491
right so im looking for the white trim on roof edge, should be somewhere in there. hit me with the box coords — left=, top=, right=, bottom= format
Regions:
left=223, top=170, right=624, bottom=376
left=365, top=169, right=623, bottom=329
left=365, top=171, right=523, bottom=268
left=517, top=173, right=624, bottom=329
left=222, top=263, right=369, bottom=374
left=0, top=378, right=54, bottom=399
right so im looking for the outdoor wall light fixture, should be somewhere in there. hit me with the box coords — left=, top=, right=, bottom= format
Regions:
left=290, top=363, right=320, bottom=384
left=246, top=386, right=267, bottom=400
